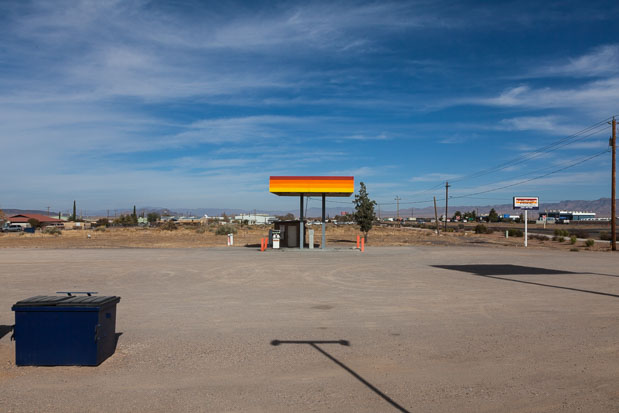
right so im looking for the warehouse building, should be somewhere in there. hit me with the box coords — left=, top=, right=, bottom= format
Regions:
left=541, top=210, right=596, bottom=221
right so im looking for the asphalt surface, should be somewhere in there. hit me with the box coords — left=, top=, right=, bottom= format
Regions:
left=0, top=246, right=618, bottom=412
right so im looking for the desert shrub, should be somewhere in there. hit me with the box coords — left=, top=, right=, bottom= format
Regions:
left=161, top=221, right=178, bottom=231
left=585, top=239, right=595, bottom=247
left=215, top=224, right=237, bottom=235
left=195, top=226, right=206, bottom=234
left=44, top=227, right=61, bottom=235
left=599, top=231, right=619, bottom=241
left=570, top=229, right=589, bottom=239
left=474, top=224, right=488, bottom=234
left=458, top=223, right=465, bottom=230
left=553, top=235, right=565, bottom=242
left=507, top=228, right=523, bottom=237
left=554, top=229, right=569, bottom=237
left=94, top=226, right=106, bottom=232
left=570, top=248, right=579, bottom=252
left=531, top=234, right=547, bottom=241
left=569, top=235, right=577, bottom=244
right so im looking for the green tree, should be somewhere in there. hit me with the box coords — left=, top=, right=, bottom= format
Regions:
left=70, top=200, right=77, bottom=221
left=452, top=211, right=462, bottom=221
left=352, top=182, right=377, bottom=242
left=27, top=218, right=41, bottom=229
left=95, top=218, right=109, bottom=227
left=131, top=205, right=138, bottom=225
left=463, top=210, right=477, bottom=221
left=147, top=212, right=160, bottom=224
left=113, top=214, right=134, bottom=227
left=488, top=208, right=499, bottom=222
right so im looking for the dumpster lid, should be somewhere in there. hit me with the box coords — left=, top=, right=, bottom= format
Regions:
left=13, top=295, right=120, bottom=307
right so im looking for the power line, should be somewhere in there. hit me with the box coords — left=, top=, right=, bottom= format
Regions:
left=449, top=149, right=610, bottom=200
left=366, top=148, right=610, bottom=207
left=417, top=116, right=612, bottom=193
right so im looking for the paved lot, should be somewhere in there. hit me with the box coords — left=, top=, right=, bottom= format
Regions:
left=0, top=247, right=617, bottom=412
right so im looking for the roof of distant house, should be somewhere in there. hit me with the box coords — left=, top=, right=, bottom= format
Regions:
left=9, top=214, right=64, bottom=223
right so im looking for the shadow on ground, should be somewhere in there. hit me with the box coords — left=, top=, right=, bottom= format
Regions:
left=433, top=264, right=619, bottom=298
left=114, top=332, right=123, bottom=351
left=0, top=325, right=13, bottom=341
left=271, top=339, right=410, bottom=413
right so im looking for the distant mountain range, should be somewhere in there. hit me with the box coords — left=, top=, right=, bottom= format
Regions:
left=2, top=198, right=615, bottom=219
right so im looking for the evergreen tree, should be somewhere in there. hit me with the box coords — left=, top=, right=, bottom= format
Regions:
left=352, top=182, right=377, bottom=242
left=131, top=205, right=138, bottom=225
left=71, top=200, right=77, bottom=221
left=488, top=208, right=499, bottom=222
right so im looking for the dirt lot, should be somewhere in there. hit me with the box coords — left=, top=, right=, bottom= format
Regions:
left=0, top=246, right=617, bottom=412
left=0, top=224, right=612, bottom=251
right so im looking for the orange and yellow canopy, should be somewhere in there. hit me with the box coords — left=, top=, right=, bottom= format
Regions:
left=269, top=176, right=354, bottom=197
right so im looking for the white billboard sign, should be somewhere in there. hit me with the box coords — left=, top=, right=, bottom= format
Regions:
left=513, top=196, right=539, bottom=210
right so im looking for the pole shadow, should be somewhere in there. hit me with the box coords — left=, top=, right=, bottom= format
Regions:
left=271, top=339, right=410, bottom=413
left=432, top=265, right=619, bottom=298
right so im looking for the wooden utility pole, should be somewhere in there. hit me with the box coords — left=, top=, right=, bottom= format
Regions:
left=612, top=117, right=616, bottom=251
left=433, top=196, right=440, bottom=235
left=444, top=181, right=450, bottom=232
left=394, top=196, right=401, bottom=221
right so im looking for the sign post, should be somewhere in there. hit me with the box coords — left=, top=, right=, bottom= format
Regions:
left=513, top=197, right=539, bottom=247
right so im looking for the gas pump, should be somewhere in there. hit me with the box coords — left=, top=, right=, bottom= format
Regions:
left=272, top=230, right=281, bottom=249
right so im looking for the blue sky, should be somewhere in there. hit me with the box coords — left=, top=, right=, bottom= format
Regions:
left=1, top=0, right=618, bottom=213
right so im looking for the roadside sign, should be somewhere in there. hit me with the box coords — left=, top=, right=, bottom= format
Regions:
left=513, top=196, right=539, bottom=248
left=513, top=196, right=539, bottom=210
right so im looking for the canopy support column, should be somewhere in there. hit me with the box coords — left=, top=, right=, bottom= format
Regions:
left=321, top=194, right=326, bottom=249
left=299, top=194, right=304, bottom=249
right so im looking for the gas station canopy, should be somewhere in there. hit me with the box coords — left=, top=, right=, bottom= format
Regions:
left=269, top=176, right=354, bottom=197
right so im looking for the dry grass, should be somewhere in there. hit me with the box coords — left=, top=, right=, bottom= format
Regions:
left=0, top=224, right=612, bottom=251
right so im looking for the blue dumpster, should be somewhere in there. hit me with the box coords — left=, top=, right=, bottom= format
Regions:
left=12, top=294, right=121, bottom=366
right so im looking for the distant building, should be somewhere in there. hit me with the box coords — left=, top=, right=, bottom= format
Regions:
left=234, top=213, right=276, bottom=225
left=541, top=210, right=596, bottom=221
left=8, top=214, right=64, bottom=228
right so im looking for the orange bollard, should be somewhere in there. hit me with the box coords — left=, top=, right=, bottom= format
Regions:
left=260, top=238, right=265, bottom=251
left=361, top=237, right=365, bottom=252
left=356, top=235, right=360, bottom=249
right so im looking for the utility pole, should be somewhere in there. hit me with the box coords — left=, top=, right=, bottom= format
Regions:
left=394, top=196, right=401, bottom=221
left=433, top=196, right=440, bottom=235
left=444, top=181, right=450, bottom=232
left=612, top=116, right=616, bottom=251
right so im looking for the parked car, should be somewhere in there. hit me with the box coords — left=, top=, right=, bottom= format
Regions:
left=2, top=224, right=24, bottom=232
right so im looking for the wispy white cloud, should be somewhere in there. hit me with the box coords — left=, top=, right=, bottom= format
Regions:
left=496, top=116, right=574, bottom=135
left=410, top=173, right=460, bottom=182
left=537, top=44, right=619, bottom=78
left=463, top=77, right=619, bottom=112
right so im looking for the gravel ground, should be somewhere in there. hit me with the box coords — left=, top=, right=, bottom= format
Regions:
left=0, top=246, right=617, bottom=412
